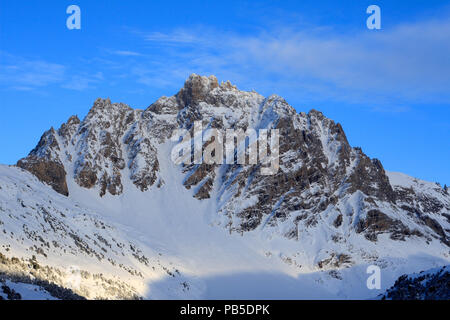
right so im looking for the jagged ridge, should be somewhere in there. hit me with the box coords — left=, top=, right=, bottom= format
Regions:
left=16, top=74, right=450, bottom=247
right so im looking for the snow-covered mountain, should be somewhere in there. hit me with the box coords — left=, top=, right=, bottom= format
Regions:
left=1, top=74, right=449, bottom=299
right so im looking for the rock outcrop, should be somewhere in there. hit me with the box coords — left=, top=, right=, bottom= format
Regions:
left=381, top=265, right=450, bottom=300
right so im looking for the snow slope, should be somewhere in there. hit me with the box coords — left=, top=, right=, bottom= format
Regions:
left=1, top=150, right=448, bottom=299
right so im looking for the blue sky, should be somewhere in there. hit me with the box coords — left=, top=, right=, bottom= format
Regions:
left=0, top=0, right=449, bottom=185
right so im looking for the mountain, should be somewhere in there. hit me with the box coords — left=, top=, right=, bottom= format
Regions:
left=1, top=74, right=449, bottom=299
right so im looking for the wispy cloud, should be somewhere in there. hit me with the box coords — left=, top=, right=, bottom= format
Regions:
left=135, top=16, right=450, bottom=106
left=112, top=50, right=142, bottom=56
left=0, top=52, right=104, bottom=92
left=3, top=14, right=449, bottom=107
left=62, top=72, right=104, bottom=91
left=0, top=52, right=65, bottom=89
left=144, top=30, right=207, bottom=45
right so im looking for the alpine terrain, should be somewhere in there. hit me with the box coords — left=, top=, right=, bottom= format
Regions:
left=1, top=74, right=449, bottom=299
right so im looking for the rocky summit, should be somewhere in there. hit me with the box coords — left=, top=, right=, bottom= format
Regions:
left=1, top=74, right=449, bottom=299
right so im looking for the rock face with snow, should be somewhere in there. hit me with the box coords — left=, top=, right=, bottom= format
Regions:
left=1, top=74, right=449, bottom=299
left=17, top=74, right=450, bottom=246
left=380, top=265, right=450, bottom=300
left=17, top=128, right=70, bottom=196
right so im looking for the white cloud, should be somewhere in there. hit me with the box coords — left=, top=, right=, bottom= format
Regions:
left=0, top=53, right=66, bottom=88
left=62, top=72, right=104, bottom=91
left=138, top=17, right=450, bottom=105
left=144, top=30, right=207, bottom=45
left=0, top=52, right=104, bottom=92
left=4, top=15, right=449, bottom=106
left=112, top=50, right=142, bottom=56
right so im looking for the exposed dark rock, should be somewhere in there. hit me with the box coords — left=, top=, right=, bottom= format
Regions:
left=17, top=157, right=68, bottom=196
left=75, top=164, right=97, bottom=189
left=348, top=154, right=395, bottom=202
left=381, top=266, right=450, bottom=300
left=356, top=210, right=423, bottom=242
left=334, top=214, right=343, bottom=228
left=318, top=253, right=353, bottom=269
left=177, top=74, right=219, bottom=107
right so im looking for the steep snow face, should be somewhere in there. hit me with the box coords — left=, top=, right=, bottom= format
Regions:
left=5, top=74, right=450, bottom=299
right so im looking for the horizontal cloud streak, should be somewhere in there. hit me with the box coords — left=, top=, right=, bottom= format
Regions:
left=141, top=17, right=450, bottom=105
left=113, top=50, right=143, bottom=56
left=0, top=53, right=66, bottom=89
left=0, top=52, right=104, bottom=92
left=2, top=16, right=449, bottom=106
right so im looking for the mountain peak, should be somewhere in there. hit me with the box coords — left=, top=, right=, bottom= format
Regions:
left=177, top=74, right=220, bottom=106
left=185, top=73, right=219, bottom=87
left=86, top=98, right=133, bottom=119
